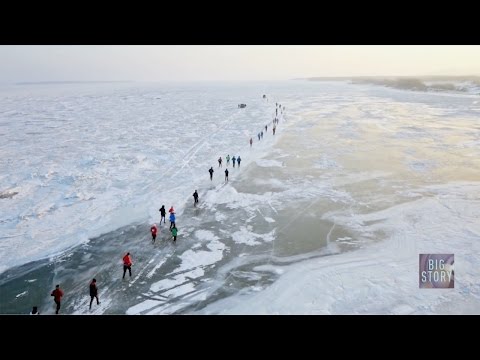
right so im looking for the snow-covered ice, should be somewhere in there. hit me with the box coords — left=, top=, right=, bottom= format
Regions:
left=1, top=80, right=479, bottom=314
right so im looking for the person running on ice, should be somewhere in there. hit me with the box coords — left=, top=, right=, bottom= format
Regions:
left=226, top=154, right=230, bottom=166
left=122, top=253, right=133, bottom=279
left=218, top=157, right=222, bottom=167
left=237, top=156, right=241, bottom=167
left=169, top=212, right=176, bottom=229
left=159, top=205, right=166, bottom=224
left=89, top=278, right=100, bottom=309
left=232, top=156, right=236, bottom=168
left=50, top=284, right=64, bottom=314
left=151, top=224, right=158, bottom=243
left=171, top=226, right=178, bottom=242
left=30, top=306, right=39, bottom=315
left=225, top=168, right=229, bottom=182
left=209, top=166, right=214, bottom=181
left=193, top=190, right=199, bottom=206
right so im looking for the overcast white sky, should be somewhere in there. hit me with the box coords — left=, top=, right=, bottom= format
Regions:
left=1, top=45, right=479, bottom=83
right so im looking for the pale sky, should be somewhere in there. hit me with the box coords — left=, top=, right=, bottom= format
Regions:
left=1, top=45, right=479, bottom=83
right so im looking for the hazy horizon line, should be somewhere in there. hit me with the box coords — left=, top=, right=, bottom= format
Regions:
left=6, top=74, right=480, bottom=85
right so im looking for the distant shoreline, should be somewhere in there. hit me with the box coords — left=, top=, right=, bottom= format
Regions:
left=15, top=80, right=134, bottom=85
left=302, top=75, right=480, bottom=82
left=301, top=76, right=480, bottom=94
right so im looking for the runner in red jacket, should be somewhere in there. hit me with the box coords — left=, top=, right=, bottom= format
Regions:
left=151, top=224, right=158, bottom=243
left=123, top=253, right=133, bottom=279
left=50, top=284, right=64, bottom=314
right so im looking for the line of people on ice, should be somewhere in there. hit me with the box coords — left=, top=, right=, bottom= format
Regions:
left=142, top=95, right=285, bottom=301
left=31, top=96, right=285, bottom=315
left=146, top=95, right=287, bottom=262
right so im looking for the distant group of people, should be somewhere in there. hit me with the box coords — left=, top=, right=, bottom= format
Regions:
left=209, top=155, right=240, bottom=183
left=256, top=104, right=282, bottom=142
left=275, top=102, right=284, bottom=116
left=151, top=205, right=178, bottom=244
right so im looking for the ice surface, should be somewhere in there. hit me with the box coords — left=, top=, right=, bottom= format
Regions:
left=204, top=181, right=480, bottom=314
left=1, top=80, right=479, bottom=314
